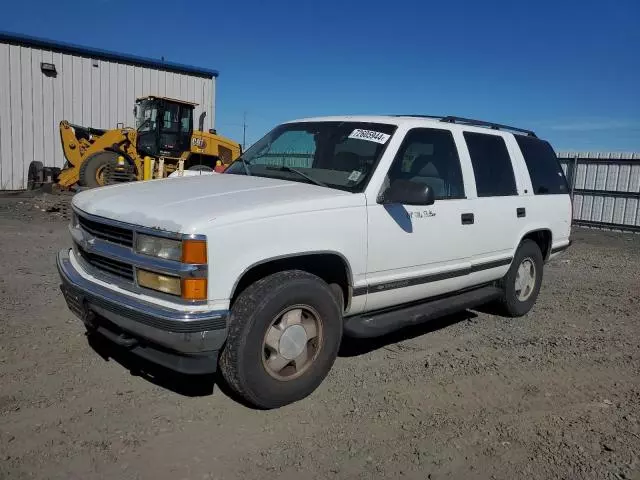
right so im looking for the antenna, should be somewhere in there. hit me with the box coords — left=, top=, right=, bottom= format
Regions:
left=242, top=111, right=247, bottom=150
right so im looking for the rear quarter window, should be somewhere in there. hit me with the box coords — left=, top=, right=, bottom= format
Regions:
left=515, top=136, right=569, bottom=195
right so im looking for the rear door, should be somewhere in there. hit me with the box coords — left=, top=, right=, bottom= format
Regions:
left=457, top=131, right=524, bottom=284
left=511, top=135, right=572, bottom=251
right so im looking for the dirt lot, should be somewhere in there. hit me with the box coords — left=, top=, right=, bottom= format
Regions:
left=1, top=192, right=639, bottom=480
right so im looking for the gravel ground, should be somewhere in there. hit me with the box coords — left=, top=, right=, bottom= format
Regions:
left=1, top=192, right=639, bottom=480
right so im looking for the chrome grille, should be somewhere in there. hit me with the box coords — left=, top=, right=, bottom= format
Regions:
left=77, top=246, right=135, bottom=281
left=78, top=215, right=134, bottom=247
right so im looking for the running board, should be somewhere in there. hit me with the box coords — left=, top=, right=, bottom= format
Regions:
left=344, top=285, right=502, bottom=338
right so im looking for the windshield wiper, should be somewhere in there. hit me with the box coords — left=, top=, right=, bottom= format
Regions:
left=136, top=117, right=153, bottom=131
left=266, top=165, right=328, bottom=188
left=239, top=156, right=252, bottom=176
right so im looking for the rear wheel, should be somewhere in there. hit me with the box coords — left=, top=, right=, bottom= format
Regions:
left=219, top=270, right=343, bottom=409
left=27, top=161, right=44, bottom=190
left=497, top=240, right=544, bottom=317
left=78, top=151, right=119, bottom=188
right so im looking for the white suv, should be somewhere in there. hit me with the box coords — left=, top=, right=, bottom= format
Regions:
left=58, top=115, right=572, bottom=408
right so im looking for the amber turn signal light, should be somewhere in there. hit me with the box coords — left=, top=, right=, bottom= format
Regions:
left=182, top=239, right=207, bottom=264
left=182, top=278, right=207, bottom=301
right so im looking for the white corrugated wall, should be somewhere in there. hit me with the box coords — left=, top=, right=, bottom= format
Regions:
left=0, top=43, right=215, bottom=190
left=558, top=152, right=640, bottom=231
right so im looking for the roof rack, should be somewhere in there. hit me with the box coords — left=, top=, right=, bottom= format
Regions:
left=391, top=114, right=444, bottom=119
left=439, top=116, right=536, bottom=137
left=390, top=114, right=537, bottom=137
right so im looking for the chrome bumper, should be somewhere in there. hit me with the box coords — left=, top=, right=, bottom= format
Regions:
left=57, top=249, right=228, bottom=373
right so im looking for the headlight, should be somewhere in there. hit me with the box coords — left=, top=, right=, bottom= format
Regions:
left=134, top=233, right=208, bottom=300
left=136, top=234, right=182, bottom=261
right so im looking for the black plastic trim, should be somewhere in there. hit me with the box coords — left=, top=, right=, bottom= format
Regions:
left=344, top=284, right=503, bottom=338
left=551, top=242, right=571, bottom=254
left=352, top=286, right=368, bottom=297
left=86, top=317, right=219, bottom=375
left=352, top=257, right=512, bottom=296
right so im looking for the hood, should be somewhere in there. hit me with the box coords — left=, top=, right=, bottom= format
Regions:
left=72, top=174, right=357, bottom=234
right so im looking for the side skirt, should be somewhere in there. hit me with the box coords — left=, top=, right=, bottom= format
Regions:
left=343, top=284, right=502, bottom=338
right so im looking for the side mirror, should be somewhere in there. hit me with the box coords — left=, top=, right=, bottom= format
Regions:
left=378, top=179, right=435, bottom=206
left=133, top=105, right=138, bottom=117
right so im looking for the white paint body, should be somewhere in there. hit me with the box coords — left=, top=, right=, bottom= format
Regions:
left=70, top=115, right=572, bottom=315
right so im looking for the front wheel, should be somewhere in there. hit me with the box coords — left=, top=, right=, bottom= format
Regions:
left=219, top=270, right=343, bottom=409
left=497, top=239, right=544, bottom=317
left=78, top=151, right=119, bottom=188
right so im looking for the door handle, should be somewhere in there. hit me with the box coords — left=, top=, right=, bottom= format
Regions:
left=461, top=213, right=474, bottom=225
left=517, top=207, right=526, bottom=218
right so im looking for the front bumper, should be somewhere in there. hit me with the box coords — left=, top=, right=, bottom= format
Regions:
left=57, top=249, right=228, bottom=374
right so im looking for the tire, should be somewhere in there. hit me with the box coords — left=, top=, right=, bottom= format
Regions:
left=220, top=270, right=343, bottom=409
left=27, top=161, right=44, bottom=190
left=497, top=239, right=544, bottom=317
left=78, top=151, right=119, bottom=188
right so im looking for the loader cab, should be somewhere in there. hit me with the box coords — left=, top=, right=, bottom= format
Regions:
left=134, top=96, right=195, bottom=158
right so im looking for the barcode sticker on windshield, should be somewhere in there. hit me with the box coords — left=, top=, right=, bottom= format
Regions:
left=349, top=129, right=391, bottom=144
left=348, top=170, right=362, bottom=182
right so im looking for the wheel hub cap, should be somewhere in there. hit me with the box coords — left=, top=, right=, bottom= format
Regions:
left=278, top=324, right=308, bottom=360
left=515, top=257, right=536, bottom=301
left=262, top=306, right=323, bottom=381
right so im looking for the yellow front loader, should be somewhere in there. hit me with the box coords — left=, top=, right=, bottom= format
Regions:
left=29, top=96, right=241, bottom=190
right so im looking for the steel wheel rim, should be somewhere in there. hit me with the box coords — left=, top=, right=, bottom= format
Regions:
left=95, top=164, right=107, bottom=186
left=515, top=257, right=536, bottom=301
left=261, top=305, right=323, bottom=381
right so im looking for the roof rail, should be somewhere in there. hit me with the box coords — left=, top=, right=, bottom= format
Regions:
left=390, top=114, right=444, bottom=119
left=439, top=116, right=536, bottom=137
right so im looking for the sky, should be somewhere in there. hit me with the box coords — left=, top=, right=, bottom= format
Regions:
left=1, top=0, right=639, bottom=151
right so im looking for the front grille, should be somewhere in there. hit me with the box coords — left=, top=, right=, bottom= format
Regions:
left=78, top=215, right=134, bottom=247
left=78, top=246, right=135, bottom=281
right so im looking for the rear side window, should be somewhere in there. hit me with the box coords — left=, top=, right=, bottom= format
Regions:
left=515, top=136, right=569, bottom=194
left=464, top=132, right=517, bottom=197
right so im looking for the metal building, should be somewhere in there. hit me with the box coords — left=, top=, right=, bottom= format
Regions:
left=0, top=31, right=218, bottom=190
left=558, top=152, right=640, bottom=232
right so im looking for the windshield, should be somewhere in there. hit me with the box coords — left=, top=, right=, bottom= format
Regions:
left=135, top=100, right=157, bottom=132
left=224, top=121, right=397, bottom=192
